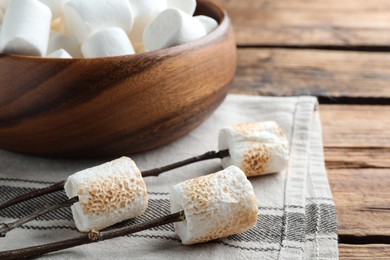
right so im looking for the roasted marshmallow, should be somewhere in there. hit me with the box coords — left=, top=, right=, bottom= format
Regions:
left=39, top=0, right=63, bottom=19
left=144, top=8, right=206, bottom=52
left=81, top=27, right=135, bottom=58
left=48, top=32, right=81, bottom=58
left=195, top=15, right=218, bottom=34
left=47, top=48, right=72, bottom=58
left=166, top=0, right=197, bottom=16
left=129, top=0, right=167, bottom=49
left=63, top=0, right=134, bottom=44
left=0, top=0, right=51, bottom=56
left=64, top=157, right=148, bottom=232
left=219, top=121, right=289, bottom=176
left=170, top=166, right=258, bottom=245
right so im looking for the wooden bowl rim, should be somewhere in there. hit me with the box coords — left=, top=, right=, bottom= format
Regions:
left=0, top=0, right=229, bottom=62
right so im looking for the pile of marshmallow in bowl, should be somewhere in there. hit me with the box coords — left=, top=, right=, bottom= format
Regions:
left=0, top=0, right=218, bottom=58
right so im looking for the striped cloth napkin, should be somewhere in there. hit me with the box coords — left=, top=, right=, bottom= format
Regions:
left=0, top=95, right=338, bottom=259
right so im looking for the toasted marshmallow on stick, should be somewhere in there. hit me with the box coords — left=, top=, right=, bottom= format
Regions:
left=170, top=166, right=258, bottom=245
left=144, top=8, right=206, bottom=52
left=64, top=157, right=148, bottom=232
left=0, top=0, right=52, bottom=56
left=63, top=0, right=134, bottom=44
left=219, top=121, right=289, bottom=176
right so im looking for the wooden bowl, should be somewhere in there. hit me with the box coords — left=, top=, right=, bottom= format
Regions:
left=0, top=0, right=236, bottom=158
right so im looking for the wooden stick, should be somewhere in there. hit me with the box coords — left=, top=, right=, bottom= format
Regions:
left=142, top=149, right=230, bottom=177
left=0, top=197, right=79, bottom=237
left=0, top=180, right=66, bottom=210
left=0, top=211, right=185, bottom=260
left=0, top=150, right=229, bottom=210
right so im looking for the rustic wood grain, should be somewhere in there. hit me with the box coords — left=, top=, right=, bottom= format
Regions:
left=0, top=0, right=236, bottom=158
left=321, top=105, right=390, bottom=147
left=231, top=48, right=390, bottom=99
left=214, top=0, right=390, bottom=46
left=329, top=168, right=390, bottom=236
left=325, top=148, right=390, bottom=169
left=339, top=244, right=390, bottom=259
left=320, top=105, right=390, bottom=239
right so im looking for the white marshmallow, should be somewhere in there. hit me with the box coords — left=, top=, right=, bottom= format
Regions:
left=48, top=32, right=81, bottom=58
left=81, top=27, right=135, bottom=58
left=47, top=48, right=72, bottom=58
left=64, top=157, right=148, bottom=232
left=129, top=0, right=167, bottom=47
left=0, top=0, right=52, bottom=56
left=170, top=166, right=258, bottom=245
left=166, top=0, right=196, bottom=16
left=195, top=15, right=218, bottom=34
left=143, top=8, right=206, bottom=52
left=38, top=0, right=63, bottom=19
left=63, top=0, right=134, bottom=44
left=218, top=121, right=289, bottom=176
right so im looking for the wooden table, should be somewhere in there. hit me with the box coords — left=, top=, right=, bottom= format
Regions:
left=214, top=0, right=390, bottom=258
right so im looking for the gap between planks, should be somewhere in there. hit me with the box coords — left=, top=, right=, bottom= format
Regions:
left=232, top=48, right=390, bottom=100
left=214, top=0, right=390, bottom=47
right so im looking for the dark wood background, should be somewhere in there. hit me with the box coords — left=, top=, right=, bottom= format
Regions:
left=214, top=0, right=390, bottom=258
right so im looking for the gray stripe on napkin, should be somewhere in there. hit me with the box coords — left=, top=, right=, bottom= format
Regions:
left=0, top=184, right=337, bottom=246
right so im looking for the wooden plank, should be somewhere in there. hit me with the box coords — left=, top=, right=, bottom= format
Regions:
left=214, top=0, right=390, bottom=46
left=320, top=105, right=390, bottom=237
left=321, top=105, right=390, bottom=147
left=232, top=48, right=390, bottom=99
left=325, top=148, right=390, bottom=169
left=329, top=168, right=390, bottom=236
left=339, top=244, right=390, bottom=259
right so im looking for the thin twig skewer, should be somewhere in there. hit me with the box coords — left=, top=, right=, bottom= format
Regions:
left=0, top=181, right=66, bottom=211
left=0, top=150, right=229, bottom=211
left=0, top=211, right=185, bottom=260
left=0, top=197, right=79, bottom=237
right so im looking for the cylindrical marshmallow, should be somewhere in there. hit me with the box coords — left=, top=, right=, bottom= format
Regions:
left=38, top=0, right=63, bottom=19
left=48, top=32, right=81, bottom=58
left=170, top=166, right=258, bottom=245
left=129, top=0, right=167, bottom=47
left=195, top=15, right=218, bottom=34
left=0, top=0, right=52, bottom=56
left=166, top=0, right=196, bottom=16
left=64, top=157, right=148, bottom=232
left=143, top=8, right=206, bottom=52
left=218, top=121, right=289, bottom=176
left=47, top=48, right=72, bottom=58
left=63, top=0, right=134, bottom=44
left=81, top=27, right=135, bottom=58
